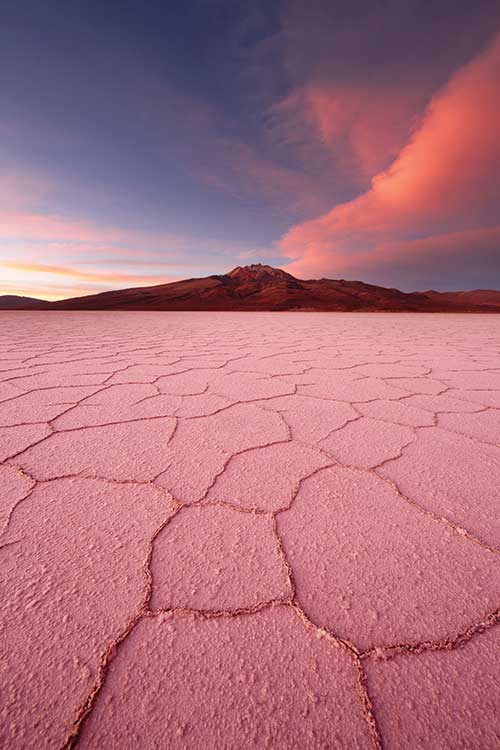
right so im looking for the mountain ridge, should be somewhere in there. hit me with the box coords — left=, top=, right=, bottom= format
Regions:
left=2, top=264, right=500, bottom=312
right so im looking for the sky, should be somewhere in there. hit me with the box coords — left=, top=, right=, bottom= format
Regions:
left=1, top=0, right=500, bottom=299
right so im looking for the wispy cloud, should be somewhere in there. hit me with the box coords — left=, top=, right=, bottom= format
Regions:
left=0, top=166, right=273, bottom=297
left=0, top=261, right=175, bottom=286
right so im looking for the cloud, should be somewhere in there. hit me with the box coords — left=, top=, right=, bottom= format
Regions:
left=0, top=169, right=271, bottom=260
left=270, top=82, right=424, bottom=181
left=0, top=280, right=120, bottom=302
left=0, top=166, right=274, bottom=299
left=0, top=200, right=201, bottom=251
left=0, top=211, right=128, bottom=245
left=0, top=261, right=175, bottom=286
left=278, top=30, right=500, bottom=289
left=0, top=172, right=51, bottom=211
left=212, top=137, right=329, bottom=215
left=319, top=227, right=500, bottom=290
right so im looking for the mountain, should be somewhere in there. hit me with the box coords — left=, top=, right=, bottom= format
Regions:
left=0, top=295, right=48, bottom=309
left=423, top=289, right=500, bottom=307
left=2, top=264, right=500, bottom=312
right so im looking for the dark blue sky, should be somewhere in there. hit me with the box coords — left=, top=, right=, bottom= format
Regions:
left=1, top=1, right=500, bottom=297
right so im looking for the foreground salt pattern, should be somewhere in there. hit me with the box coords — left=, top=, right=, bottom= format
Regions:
left=1, top=311, right=500, bottom=750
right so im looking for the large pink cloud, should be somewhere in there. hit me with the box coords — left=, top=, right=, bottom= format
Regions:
left=278, top=31, right=500, bottom=288
left=271, top=82, right=423, bottom=181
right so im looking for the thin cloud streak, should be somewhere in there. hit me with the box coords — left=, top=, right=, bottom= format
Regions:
left=0, top=261, right=177, bottom=286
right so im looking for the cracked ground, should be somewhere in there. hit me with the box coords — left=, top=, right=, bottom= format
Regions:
left=1, top=310, right=500, bottom=750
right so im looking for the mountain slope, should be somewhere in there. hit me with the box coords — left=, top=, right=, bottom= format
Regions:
left=2, top=265, right=500, bottom=312
left=424, top=289, right=500, bottom=307
left=0, top=295, right=48, bottom=309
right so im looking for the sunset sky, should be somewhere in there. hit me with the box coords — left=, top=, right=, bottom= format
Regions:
left=1, top=1, right=500, bottom=299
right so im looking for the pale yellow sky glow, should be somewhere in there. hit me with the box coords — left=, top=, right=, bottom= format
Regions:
left=0, top=261, right=178, bottom=301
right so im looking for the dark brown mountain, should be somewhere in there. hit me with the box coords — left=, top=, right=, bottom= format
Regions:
left=423, top=289, right=500, bottom=308
left=0, top=295, right=49, bottom=309
left=2, top=264, right=500, bottom=312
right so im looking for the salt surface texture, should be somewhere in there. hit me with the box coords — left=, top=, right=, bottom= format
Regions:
left=1, top=311, right=499, bottom=749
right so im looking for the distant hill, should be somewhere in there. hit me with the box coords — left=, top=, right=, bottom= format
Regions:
left=2, top=264, right=500, bottom=312
left=423, top=289, right=500, bottom=308
left=0, top=295, right=48, bottom=309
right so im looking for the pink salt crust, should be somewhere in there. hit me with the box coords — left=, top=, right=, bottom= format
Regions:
left=1, top=310, right=500, bottom=749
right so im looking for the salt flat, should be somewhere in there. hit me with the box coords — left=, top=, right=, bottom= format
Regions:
left=1, top=311, right=500, bottom=750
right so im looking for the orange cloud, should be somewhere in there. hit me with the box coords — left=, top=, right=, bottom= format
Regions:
left=279, top=31, right=500, bottom=288
left=0, top=261, right=174, bottom=286
left=272, top=82, right=422, bottom=178
left=0, top=281, right=110, bottom=302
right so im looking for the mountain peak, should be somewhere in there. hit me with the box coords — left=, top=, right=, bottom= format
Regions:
left=227, top=264, right=295, bottom=281
left=3, top=265, right=500, bottom=311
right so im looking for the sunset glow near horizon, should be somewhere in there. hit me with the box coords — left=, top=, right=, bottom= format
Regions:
left=1, top=1, right=500, bottom=300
